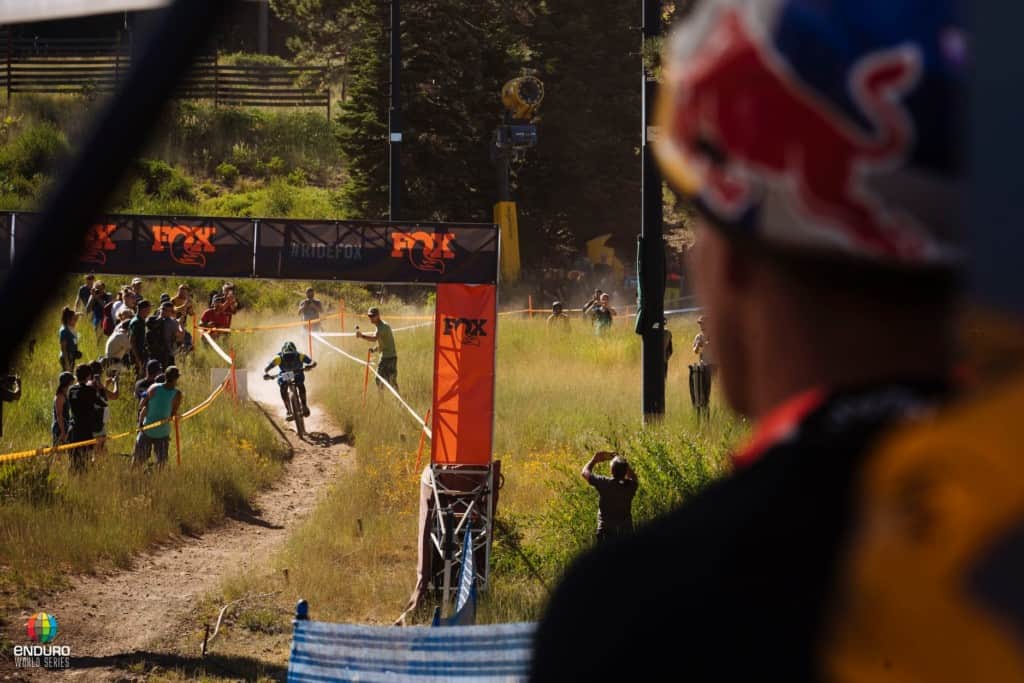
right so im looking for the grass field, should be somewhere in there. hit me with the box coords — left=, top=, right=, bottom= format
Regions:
left=208, top=306, right=745, bottom=636
left=0, top=277, right=746, bottom=679
left=0, top=276, right=390, bottom=607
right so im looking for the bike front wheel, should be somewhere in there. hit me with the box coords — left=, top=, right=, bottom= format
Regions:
left=290, top=387, right=305, bottom=438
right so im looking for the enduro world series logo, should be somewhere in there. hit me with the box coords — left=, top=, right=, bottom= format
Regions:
left=82, top=223, right=218, bottom=268
left=13, top=612, right=71, bottom=670
left=391, top=231, right=456, bottom=274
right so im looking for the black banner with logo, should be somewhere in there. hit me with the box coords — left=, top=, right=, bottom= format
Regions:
left=3, top=213, right=498, bottom=284
left=257, top=220, right=498, bottom=284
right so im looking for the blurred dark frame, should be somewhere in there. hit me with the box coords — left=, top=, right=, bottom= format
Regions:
left=0, top=0, right=229, bottom=374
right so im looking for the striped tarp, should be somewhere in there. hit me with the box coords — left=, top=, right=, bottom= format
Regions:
left=287, top=620, right=536, bottom=682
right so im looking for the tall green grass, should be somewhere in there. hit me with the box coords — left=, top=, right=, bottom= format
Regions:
left=0, top=94, right=345, bottom=216
left=250, top=313, right=745, bottom=624
left=0, top=277, right=367, bottom=604
left=0, top=277, right=744, bottom=628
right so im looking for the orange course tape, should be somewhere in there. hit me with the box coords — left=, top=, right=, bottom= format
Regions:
left=202, top=309, right=535, bottom=334
left=0, top=334, right=235, bottom=465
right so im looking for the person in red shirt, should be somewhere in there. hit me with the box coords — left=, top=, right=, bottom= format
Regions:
left=199, top=296, right=231, bottom=339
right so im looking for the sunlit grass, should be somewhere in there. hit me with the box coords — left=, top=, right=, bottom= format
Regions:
left=264, top=312, right=746, bottom=625
left=0, top=278, right=347, bottom=604
left=0, top=277, right=747, bottom=632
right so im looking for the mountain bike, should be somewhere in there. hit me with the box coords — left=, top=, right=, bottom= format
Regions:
left=264, top=363, right=315, bottom=438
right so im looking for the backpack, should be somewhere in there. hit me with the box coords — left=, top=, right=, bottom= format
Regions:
left=145, top=315, right=166, bottom=358
left=101, top=300, right=117, bottom=336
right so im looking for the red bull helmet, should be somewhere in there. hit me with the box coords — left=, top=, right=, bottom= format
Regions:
left=656, top=0, right=966, bottom=268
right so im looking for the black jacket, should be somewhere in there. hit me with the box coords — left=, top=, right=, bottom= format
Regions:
left=531, top=382, right=950, bottom=682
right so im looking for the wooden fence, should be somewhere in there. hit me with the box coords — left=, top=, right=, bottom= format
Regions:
left=0, top=30, right=330, bottom=116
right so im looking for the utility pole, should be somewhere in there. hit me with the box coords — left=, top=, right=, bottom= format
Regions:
left=388, top=0, right=402, bottom=220
left=639, top=0, right=665, bottom=422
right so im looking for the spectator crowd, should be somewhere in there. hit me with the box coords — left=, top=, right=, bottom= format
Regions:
left=49, top=276, right=245, bottom=471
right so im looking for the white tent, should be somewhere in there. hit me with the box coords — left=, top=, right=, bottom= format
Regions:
left=0, top=0, right=168, bottom=23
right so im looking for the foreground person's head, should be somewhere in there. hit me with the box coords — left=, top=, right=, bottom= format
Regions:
left=656, top=0, right=965, bottom=418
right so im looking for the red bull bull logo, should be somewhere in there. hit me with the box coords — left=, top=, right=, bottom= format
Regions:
left=668, top=9, right=925, bottom=259
left=391, top=231, right=456, bottom=274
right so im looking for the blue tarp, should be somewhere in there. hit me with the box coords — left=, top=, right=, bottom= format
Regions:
left=287, top=620, right=536, bottom=682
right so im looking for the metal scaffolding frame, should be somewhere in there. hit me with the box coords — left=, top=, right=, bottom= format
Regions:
left=426, top=464, right=495, bottom=605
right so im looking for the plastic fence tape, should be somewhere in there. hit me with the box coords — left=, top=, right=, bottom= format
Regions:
left=0, top=330, right=235, bottom=463
left=312, top=333, right=431, bottom=439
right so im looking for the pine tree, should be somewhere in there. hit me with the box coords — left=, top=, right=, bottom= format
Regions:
left=398, top=0, right=521, bottom=222
left=283, top=0, right=526, bottom=221
left=328, top=0, right=527, bottom=221
left=269, top=0, right=363, bottom=78
left=516, top=0, right=641, bottom=264
left=333, top=0, right=389, bottom=219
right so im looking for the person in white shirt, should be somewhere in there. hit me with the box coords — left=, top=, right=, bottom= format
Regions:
left=111, top=288, right=138, bottom=322
left=104, top=310, right=134, bottom=373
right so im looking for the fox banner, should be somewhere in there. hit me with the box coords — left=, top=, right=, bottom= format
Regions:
left=1, top=213, right=498, bottom=284
left=8, top=213, right=255, bottom=277
left=257, top=220, right=498, bottom=284
left=431, top=284, right=497, bottom=466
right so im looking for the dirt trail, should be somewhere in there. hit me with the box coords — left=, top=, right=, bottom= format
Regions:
left=3, top=371, right=349, bottom=681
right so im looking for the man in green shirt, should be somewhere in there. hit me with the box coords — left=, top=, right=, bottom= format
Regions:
left=133, top=365, right=182, bottom=466
left=356, top=307, right=398, bottom=391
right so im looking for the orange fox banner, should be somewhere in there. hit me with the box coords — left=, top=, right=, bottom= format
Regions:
left=3, top=212, right=498, bottom=284
left=431, top=284, right=496, bottom=466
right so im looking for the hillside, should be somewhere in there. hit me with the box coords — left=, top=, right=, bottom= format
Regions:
left=0, top=93, right=344, bottom=219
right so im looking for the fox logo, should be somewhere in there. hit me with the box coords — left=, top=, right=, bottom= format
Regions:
left=669, top=9, right=924, bottom=258
left=151, top=225, right=216, bottom=267
left=442, top=317, right=488, bottom=346
left=82, top=224, right=118, bottom=265
left=391, top=231, right=456, bottom=274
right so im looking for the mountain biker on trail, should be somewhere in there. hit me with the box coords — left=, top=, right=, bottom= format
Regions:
left=263, top=341, right=315, bottom=421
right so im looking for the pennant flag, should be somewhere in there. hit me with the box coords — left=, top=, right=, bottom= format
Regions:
left=429, top=525, right=478, bottom=628
left=431, top=283, right=497, bottom=465
left=446, top=525, right=478, bottom=626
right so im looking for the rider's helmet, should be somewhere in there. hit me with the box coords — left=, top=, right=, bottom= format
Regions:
left=655, top=0, right=966, bottom=269
left=281, top=341, right=298, bottom=355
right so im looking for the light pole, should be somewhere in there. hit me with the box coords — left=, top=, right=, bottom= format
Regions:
left=639, top=0, right=666, bottom=421
left=491, top=74, right=544, bottom=283
left=388, top=0, right=401, bottom=220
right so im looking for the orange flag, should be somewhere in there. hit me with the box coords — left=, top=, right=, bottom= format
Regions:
left=431, top=284, right=496, bottom=465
